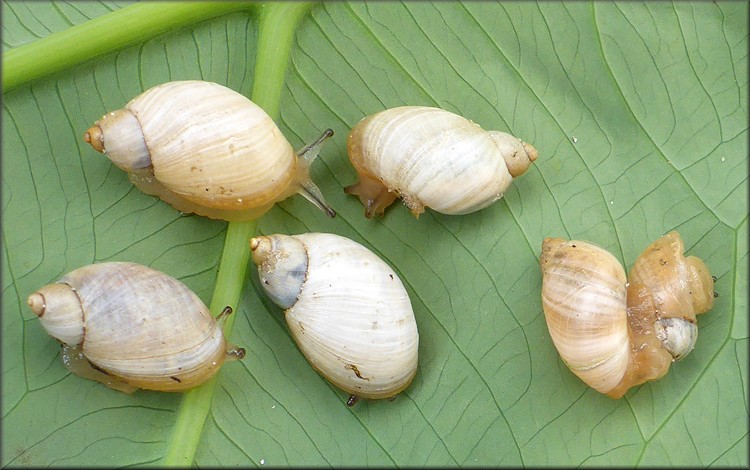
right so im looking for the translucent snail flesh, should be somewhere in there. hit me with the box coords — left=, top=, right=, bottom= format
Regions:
left=249, top=232, right=419, bottom=404
left=345, top=106, right=538, bottom=218
left=539, top=231, right=715, bottom=398
left=27, top=262, right=245, bottom=392
left=84, top=80, right=335, bottom=221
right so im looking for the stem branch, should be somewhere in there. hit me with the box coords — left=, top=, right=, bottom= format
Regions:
left=3, top=2, right=253, bottom=91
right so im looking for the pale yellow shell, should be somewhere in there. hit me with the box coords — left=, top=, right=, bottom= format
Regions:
left=84, top=80, right=334, bottom=221
left=250, top=233, right=419, bottom=401
left=540, top=238, right=630, bottom=395
left=27, top=262, right=244, bottom=392
left=539, top=231, right=715, bottom=398
left=345, top=106, right=538, bottom=218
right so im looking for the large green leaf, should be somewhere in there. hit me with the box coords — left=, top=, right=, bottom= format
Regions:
left=2, top=1, right=747, bottom=467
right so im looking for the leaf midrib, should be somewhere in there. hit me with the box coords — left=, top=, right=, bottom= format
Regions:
left=3, top=2, right=315, bottom=466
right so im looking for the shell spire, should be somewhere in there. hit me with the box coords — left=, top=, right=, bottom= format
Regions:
left=27, top=283, right=85, bottom=346
left=250, top=235, right=308, bottom=309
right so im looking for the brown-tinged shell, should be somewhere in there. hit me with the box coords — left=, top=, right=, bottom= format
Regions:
left=84, top=81, right=334, bottom=221
left=540, top=231, right=715, bottom=399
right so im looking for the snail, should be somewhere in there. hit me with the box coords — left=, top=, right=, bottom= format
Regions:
left=83, top=80, right=335, bottom=222
left=249, top=232, right=419, bottom=405
left=344, top=106, right=538, bottom=218
left=539, top=231, right=716, bottom=399
left=27, top=262, right=245, bottom=393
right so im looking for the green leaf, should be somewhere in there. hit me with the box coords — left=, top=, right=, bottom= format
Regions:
left=2, top=1, right=747, bottom=467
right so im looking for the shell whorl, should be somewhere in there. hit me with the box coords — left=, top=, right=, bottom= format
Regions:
left=627, top=231, right=714, bottom=321
left=250, top=234, right=308, bottom=309
left=487, top=131, right=538, bottom=177
left=28, top=283, right=85, bottom=346
left=540, top=238, right=630, bottom=395
left=84, top=109, right=151, bottom=172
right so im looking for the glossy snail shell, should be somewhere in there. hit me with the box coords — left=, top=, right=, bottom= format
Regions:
left=344, top=106, right=538, bottom=218
left=539, top=231, right=715, bottom=398
left=249, top=233, right=419, bottom=403
left=27, top=262, right=244, bottom=392
left=84, top=80, right=335, bottom=221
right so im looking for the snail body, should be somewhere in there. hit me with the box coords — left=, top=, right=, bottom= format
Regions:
left=249, top=232, right=419, bottom=403
left=84, top=80, right=335, bottom=221
left=539, top=231, right=715, bottom=398
left=345, top=106, right=538, bottom=218
left=27, top=262, right=244, bottom=392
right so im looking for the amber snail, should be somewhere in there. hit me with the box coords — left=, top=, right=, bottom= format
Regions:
left=249, top=232, right=419, bottom=405
left=344, top=106, right=538, bottom=218
left=83, top=80, right=335, bottom=222
left=539, top=231, right=716, bottom=398
left=27, top=262, right=245, bottom=392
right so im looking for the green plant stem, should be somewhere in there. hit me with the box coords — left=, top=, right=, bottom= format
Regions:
left=252, top=2, right=314, bottom=114
left=161, top=220, right=256, bottom=467
left=4, top=0, right=314, bottom=464
left=2, top=2, right=253, bottom=91
left=161, top=2, right=315, bottom=466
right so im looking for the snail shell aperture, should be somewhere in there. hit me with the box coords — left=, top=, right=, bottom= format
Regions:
left=83, top=80, right=335, bottom=221
left=539, top=231, right=715, bottom=398
left=344, top=106, right=538, bottom=218
left=27, top=262, right=245, bottom=392
left=249, top=232, right=419, bottom=403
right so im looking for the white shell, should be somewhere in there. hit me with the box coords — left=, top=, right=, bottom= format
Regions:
left=250, top=233, right=419, bottom=400
left=345, top=106, right=538, bottom=217
left=27, top=262, right=243, bottom=392
left=85, top=80, right=334, bottom=221
left=540, top=238, right=630, bottom=395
